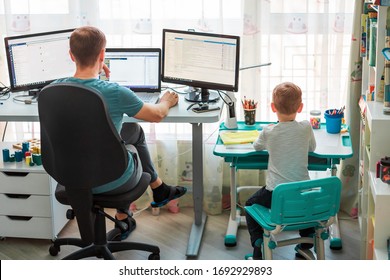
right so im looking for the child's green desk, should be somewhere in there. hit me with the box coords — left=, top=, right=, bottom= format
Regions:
left=213, top=121, right=353, bottom=250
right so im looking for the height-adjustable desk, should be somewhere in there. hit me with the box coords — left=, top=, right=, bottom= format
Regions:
left=0, top=93, right=223, bottom=257
left=123, top=95, right=223, bottom=257
left=213, top=121, right=353, bottom=249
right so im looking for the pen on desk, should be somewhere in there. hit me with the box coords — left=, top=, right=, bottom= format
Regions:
left=330, top=107, right=344, bottom=115
left=241, top=98, right=258, bottom=110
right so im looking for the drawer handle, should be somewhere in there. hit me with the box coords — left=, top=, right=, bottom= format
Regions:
left=2, top=171, right=29, bottom=177
left=5, top=194, right=31, bottom=199
left=7, top=215, right=33, bottom=221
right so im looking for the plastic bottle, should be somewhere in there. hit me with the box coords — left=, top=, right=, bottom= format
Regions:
left=310, top=110, right=321, bottom=129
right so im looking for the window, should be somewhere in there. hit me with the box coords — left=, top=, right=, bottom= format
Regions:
left=10, top=0, right=69, bottom=14
left=0, top=0, right=4, bottom=14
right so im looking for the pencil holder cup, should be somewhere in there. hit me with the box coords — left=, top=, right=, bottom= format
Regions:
left=244, top=109, right=256, bottom=125
left=324, top=109, right=344, bottom=134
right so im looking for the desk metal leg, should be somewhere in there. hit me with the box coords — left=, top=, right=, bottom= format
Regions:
left=225, top=164, right=241, bottom=246
left=186, top=123, right=207, bottom=257
left=329, top=162, right=342, bottom=249
left=224, top=164, right=259, bottom=247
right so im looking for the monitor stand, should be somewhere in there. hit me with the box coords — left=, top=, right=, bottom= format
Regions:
left=185, top=88, right=220, bottom=103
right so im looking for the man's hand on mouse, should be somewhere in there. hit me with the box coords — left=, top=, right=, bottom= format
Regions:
left=159, top=91, right=179, bottom=107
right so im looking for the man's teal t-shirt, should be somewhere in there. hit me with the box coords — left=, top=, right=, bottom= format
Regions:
left=52, top=77, right=144, bottom=194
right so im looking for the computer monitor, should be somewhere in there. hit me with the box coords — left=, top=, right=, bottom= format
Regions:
left=161, top=29, right=240, bottom=102
left=4, top=28, right=75, bottom=92
left=101, top=48, right=161, bottom=92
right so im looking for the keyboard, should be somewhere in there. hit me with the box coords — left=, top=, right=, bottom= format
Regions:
left=135, top=92, right=160, bottom=104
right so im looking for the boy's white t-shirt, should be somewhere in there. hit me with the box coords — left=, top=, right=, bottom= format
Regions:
left=253, top=120, right=316, bottom=191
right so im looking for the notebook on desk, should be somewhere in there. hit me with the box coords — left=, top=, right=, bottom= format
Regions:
left=100, top=48, right=162, bottom=104
left=219, top=130, right=260, bottom=145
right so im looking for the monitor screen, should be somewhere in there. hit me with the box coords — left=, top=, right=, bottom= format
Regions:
left=4, top=28, right=75, bottom=92
left=101, top=48, right=161, bottom=92
left=161, top=29, right=240, bottom=102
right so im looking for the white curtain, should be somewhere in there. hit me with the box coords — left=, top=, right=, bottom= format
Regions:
left=0, top=0, right=356, bottom=215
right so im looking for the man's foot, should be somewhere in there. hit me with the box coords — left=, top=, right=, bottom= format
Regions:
left=151, top=183, right=187, bottom=208
left=115, top=216, right=136, bottom=240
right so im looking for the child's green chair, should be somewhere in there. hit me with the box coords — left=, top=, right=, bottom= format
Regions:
left=245, top=176, right=342, bottom=260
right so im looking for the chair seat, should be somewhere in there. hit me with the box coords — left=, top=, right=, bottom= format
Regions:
left=55, top=180, right=149, bottom=210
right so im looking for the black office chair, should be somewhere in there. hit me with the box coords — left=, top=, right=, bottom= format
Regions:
left=38, top=82, right=160, bottom=260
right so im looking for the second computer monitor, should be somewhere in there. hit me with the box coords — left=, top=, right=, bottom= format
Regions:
left=102, top=48, right=161, bottom=92
left=161, top=29, right=240, bottom=102
left=4, top=28, right=75, bottom=92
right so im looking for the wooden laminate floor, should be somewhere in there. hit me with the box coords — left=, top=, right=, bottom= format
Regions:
left=0, top=207, right=360, bottom=260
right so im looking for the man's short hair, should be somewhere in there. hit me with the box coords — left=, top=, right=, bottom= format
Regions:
left=70, top=26, right=106, bottom=68
left=272, top=82, right=302, bottom=115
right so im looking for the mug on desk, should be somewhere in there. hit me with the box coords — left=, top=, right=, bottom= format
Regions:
left=242, top=98, right=257, bottom=126
left=324, top=109, right=344, bottom=134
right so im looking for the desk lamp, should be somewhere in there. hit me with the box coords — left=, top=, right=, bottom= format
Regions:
left=224, top=91, right=238, bottom=129
left=224, top=62, right=272, bottom=129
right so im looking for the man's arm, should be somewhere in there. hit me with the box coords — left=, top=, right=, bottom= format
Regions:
left=134, top=91, right=179, bottom=122
left=102, top=64, right=110, bottom=78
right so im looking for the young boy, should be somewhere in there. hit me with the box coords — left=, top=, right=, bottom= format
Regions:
left=245, top=82, right=316, bottom=259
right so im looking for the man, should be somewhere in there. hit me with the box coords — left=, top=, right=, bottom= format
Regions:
left=54, top=26, right=186, bottom=239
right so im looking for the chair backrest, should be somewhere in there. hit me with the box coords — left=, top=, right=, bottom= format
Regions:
left=38, top=83, right=130, bottom=242
left=270, top=176, right=342, bottom=225
left=38, top=83, right=128, bottom=189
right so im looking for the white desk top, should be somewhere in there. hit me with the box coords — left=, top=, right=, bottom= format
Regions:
left=0, top=92, right=224, bottom=123
left=122, top=94, right=223, bottom=123
left=0, top=94, right=40, bottom=121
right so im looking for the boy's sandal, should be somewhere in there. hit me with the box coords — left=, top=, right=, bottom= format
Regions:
left=244, top=253, right=264, bottom=260
left=151, top=186, right=187, bottom=208
left=294, top=245, right=315, bottom=260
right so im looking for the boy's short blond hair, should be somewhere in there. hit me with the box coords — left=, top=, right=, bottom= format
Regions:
left=272, top=82, right=302, bottom=115
left=70, top=26, right=106, bottom=68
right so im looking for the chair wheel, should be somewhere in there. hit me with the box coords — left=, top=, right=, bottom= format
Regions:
left=49, top=244, right=60, bottom=256
left=148, top=253, right=160, bottom=260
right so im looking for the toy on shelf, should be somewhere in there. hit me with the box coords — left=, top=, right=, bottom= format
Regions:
left=12, top=138, right=41, bottom=153
left=2, top=139, right=42, bottom=166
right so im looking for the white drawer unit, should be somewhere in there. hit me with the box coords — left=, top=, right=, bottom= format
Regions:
left=0, top=171, right=51, bottom=195
left=0, top=144, right=69, bottom=240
